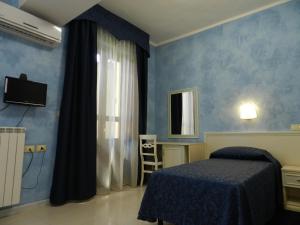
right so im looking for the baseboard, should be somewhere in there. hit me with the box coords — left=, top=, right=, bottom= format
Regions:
left=0, top=199, right=49, bottom=218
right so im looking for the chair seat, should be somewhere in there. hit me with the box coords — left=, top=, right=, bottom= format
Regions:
left=143, top=161, right=163, bottom=166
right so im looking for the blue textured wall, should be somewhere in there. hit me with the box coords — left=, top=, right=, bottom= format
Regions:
left=149, top=0, right=300, bottom=142
left=0, top=1, right=66, bottom=204
left=1, top=0, right=18, bottom=7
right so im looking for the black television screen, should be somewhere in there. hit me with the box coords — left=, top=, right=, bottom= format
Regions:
left=4, top=76, right=47, bottom=107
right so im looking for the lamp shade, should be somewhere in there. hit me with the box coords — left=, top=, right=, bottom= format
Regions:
left=240, top=103, right=257, bottom=120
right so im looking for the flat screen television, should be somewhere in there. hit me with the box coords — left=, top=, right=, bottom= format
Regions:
left=4, top=76, right=47, bottom=107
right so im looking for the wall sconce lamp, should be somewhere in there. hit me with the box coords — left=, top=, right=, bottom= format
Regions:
left=240, top=103, right=257, bottom=120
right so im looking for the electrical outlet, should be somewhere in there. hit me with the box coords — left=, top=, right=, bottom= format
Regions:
left=36, top=145, right=47, bottom=152
left=291, top=124, right=300, bottom=131
left=24, top=145, right=35, bottom=153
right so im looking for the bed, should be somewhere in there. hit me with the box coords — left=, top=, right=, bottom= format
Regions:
left=138, top=147, right=283, bottom=225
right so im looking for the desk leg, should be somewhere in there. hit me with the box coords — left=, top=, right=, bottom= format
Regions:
left=158, top=219, right=163, bottom=225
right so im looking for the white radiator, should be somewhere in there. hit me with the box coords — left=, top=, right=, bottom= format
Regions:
left=0, top=127, right=25, bottom=207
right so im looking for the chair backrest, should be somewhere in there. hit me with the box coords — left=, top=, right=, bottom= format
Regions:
left=139, top=135, right=157, bottom=162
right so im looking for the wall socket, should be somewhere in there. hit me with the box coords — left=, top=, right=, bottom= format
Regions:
left=24, top=145, right=35, bottom=153
left=290, top=124, right=300, bottom=131
left=36, top=145, right=47, bottom=152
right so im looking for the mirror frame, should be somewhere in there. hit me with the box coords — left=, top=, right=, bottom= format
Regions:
left=168, top=87, right=199, bottom=138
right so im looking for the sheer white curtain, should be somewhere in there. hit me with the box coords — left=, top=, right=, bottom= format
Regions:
left=97, top=28, right=139, bottom=192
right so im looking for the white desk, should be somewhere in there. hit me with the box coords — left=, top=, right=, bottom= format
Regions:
left=157, top=142, right=205, bottom=168
left=282, top=166, right=300, bottom=212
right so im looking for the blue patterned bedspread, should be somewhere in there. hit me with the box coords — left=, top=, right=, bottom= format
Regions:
left=138, top=148, right=282, bottom=225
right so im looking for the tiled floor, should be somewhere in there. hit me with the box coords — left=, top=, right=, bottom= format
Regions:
left=0, top=187, right=157, bottom=225
left=2, top=187, right=299, bottom=225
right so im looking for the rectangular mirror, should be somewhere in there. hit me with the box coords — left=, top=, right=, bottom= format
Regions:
left=168, top=88, right=199, bottom=138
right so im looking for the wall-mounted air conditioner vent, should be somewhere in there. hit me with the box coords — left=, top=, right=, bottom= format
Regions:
left=0, top=1, right=61, bottom=47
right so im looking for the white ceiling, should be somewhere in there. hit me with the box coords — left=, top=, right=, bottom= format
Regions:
left=19, top=0, right=290, bottom=46
left=99, top=0, right=290, bottom=45
left=20, top=0, right=100, bottom=26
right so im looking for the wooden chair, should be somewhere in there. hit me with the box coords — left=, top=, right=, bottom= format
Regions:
left=139, top=135, right=163, bottom=186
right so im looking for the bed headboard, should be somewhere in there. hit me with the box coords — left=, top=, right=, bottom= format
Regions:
left=204, top=132, right=300, bottom=166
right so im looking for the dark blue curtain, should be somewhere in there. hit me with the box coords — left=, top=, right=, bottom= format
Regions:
left=136, top=46, right=148, bottom=134
left=50, top=20, right=98, bottom=205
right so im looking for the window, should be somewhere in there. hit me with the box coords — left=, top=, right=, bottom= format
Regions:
left=97, top=55, right=121, bottom=139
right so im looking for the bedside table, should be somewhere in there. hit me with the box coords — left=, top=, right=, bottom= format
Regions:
left=282, top=166, right=300, bottom=212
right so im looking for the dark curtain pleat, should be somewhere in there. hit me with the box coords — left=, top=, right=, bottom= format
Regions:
left=136, top=46, right=148, bottom=135
left=50, top=20, right=97, bottom=205
left=136, top=46, right=148, bottom=185
left=77, top=5, right=150, bottom=55
left=171, top=93, right=183, bottom=134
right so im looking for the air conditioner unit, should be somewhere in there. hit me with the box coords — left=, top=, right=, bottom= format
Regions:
left=0, top=2, right=61, bottom=47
